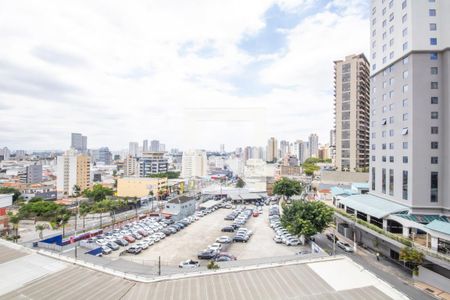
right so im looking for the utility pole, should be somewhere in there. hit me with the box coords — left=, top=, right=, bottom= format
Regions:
left=333, top=218, right=337, bottom=256
left=158, top=256, right=161, bottom=276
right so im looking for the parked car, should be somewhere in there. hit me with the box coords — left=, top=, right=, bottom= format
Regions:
left=216, top=236, right=232, bottom=244
left=123, top=235, right=136, bottom=243
left=136, top=241, right=149, bottom=250
left=273, top=235, right=282, bottom=243
left=101, top=246, right=112, bottom=255
left=197, top=249, right=218, bottom=259
left=106, top=242, right=120, bottom=251
left=115, top=239, right=129, bottom=247
left=326, top=233, right=338, bottom=242
left=179, top=259, right=200, bottom=268
left=215, top=256, right=233, bottom=262
left=221, top=226, right=235, bottom=232
left=208, top=243, right=223, bottom=252
left=218, top=252, right=237, bottom=260
left=233, top=235, right=249, bottom=243
left=286, top=238, right=301, bottom=246
left=337, top=241, right=353, bottom=252
left=127, top=245, right=142, bottom=254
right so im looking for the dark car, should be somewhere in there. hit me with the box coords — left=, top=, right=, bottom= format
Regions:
left=162, top=228, right=172, bottom=236
left=127, top=245, right=142, bottom=255
left=215, top=256, right=233, bottom=262
left=230, top=224, right=241, bottom=230
left=221, top=226, right=235, bottom=232
left=106, top=242, right=120, bottom=251
left=167, top=226, right=178, bottom=233
left=233, top=235, right=249, bottom=243
left=115, top=239, right=129, bottom=247
left=197, top=249, right=218, bottom=260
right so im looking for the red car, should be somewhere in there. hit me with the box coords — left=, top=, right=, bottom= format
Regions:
left=252, top=211, right=259, bottom=217
left=123, top=235, right=136, bottom=243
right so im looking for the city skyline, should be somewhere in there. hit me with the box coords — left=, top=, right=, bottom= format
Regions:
left=0, top=0, right=369, bottom=150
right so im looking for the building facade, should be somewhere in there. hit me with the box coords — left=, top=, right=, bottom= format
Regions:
left=266, top=137, right=278, bottom=162
left=139, top=152, right=168, bottom=177
left=308, top=134, right=319, bottom=158
left=71, top=133, right=87, bottom=153
left=56, top=150, right=91, bottom=197
left=370, top=0, right=450, bottom=215
left=117, top=177, right=167, bottom=198
left=129, top=142, right=139, bottom=157
left=334, top=54, right=371, bottom=172
left=181, top=150, right=207, bottom=178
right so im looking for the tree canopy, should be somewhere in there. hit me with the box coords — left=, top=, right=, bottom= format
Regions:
left=0, top=187, right=21, bottom=203
left=235, top=177, right=246, bottom=188
left=147, top=172, right=180, bottom=179
left=400, top=247, right=424, bottom=273
left=82, top=184, right=114, bottom=202
left=281, top=200, right=334, bottom=237
left=273, top=178, right=302, bottom=199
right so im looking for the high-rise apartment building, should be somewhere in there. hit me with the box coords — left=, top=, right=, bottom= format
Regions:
left=308, top=134, right=319, bottom=158
left=266, top=137, right=278, bottom=162
left=181, top=150, right=208, bottom=178
left=71, top=133, right=87, bottom=152
left=124, top=155, right=139, bottom=177
left=56, top=149, right=91, bottom=197
left=279, top=140, right=290, bottom=159
left=143, top=140, right=149, bottom=152
left=139, top=152, right=168, bottom=177
left=334, top=54, right=371, bottom=172
left=293, top=140, right=309, bottom=164
left=26, top=164, right=42, bottom=184
left=150, top=140, right=160, bottom=152
left=98, top=147, right=112, bottom=165
left=0, top=147, right=10, bottom=161
left=129, top=142, right=139, bottom=157
left=369, top=0, right=449, bottom=215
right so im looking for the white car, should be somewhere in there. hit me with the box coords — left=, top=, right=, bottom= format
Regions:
left=286, top=238, right=300, bottom=246
left=236, top=228, right=253, bottom=236
left=142, top=238, right=154, bottom=246
left=136, top=241, right=149, bottom=250
left=337, top=241, right=354, bottom=252
left=216, top=236, right=232, bottom=244
left=179, top=260, right=200, bottom=268
left=208, top=243, right=222, bottom=252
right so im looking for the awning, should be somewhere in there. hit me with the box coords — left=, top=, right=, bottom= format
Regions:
left=338, top=194, right=409, bottom=219
left=425, top=220, right=450, bottom=236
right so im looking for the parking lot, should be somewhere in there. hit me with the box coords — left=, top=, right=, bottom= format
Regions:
left=111, top=205, right=308, bottom=266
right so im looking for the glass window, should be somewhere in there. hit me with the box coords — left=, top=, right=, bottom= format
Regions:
left=430, top=38, right=437, bottom=45
left=389, top=169, right=394, bottom=196
left=403, top=42, right=408, bottom=50
left=403, top=156, right=408, bottom=163
left=390, top=116, right=395, bottom=123
left=431, top=127, right=438, bottom=134
left=389, top=156, right=394, bottom=163
left=402, top=171, right=408, bottom=200
left=403, top=70, right=408, bottom=79
left=431, top=67, right=438, bottom=75
left=389, top=129, right=394, bottom=136
left=402, top=28, right=408, bottom=36
left=431, top=157, right=438, bottom=164
left=431, top=97, right=438, bottom=104
left=402, top=99, right=408, bottom=107
left=430, top=52, right=438, bottom=60
left=403, top=57, right=409, bottom=64
left=402, top=14, right=407, bottom=23
left=371, top=167, right=376, bottom=190
left=382, top=168, right=387, bottom=194
left=403, top=113, right=408, bottom=121
left=382, top=156, right=387, bottom=162
left=431, top=142, right=438, bottom=149
left=389, top=143, right=394, bottom=149
left=402, top=128, right=408, bottom=135
left=431, top=82, right=438, bottom=89
left=431, top=172, right=438, bottom=202
left=431, top=112, right=439, bottom=119
left=402, top=0, right=407, bottom=8
left=430, top=23, right=437, bottom=31
left=403, top=142, right=408, bottom=149
left=403, top=85, right=408, bottom=93
left=429, top=9, right=436, bottom=16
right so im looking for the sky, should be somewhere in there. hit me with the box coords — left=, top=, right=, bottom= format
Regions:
left=0, top=0, right=370, bottom=152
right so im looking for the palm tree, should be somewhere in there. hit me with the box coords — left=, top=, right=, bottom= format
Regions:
left=79, top=202, right=91, bottom=230
left=7, top=212, right=20, bottom=243
left=35, top=224, right=47, bottom=239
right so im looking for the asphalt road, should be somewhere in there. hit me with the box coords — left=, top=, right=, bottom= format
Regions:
left=314, top=232, right=435, bottom=300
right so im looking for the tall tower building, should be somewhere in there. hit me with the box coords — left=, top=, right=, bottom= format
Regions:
left=56, top=149, right=91, bottom=197
left=129, top=142, right=139, bottom=157
left=181, top=150, right=208, bottom=178
left=150, top=140, right=160, bottom=152
left=334, top=54, right=370, bottom=172
left=143, top=140, right=149, bottom=152
left=370, top=0, right=449, bottom=215
left=308, top=134, right=319, bottom=158
left=266, top=137, right=278, bottom=163
left=71, top=133, right=87, bottom=152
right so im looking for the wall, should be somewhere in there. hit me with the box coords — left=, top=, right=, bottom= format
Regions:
left=321, top=171, right=369, bottom=184
left=416, top=265, right=450, bottom=293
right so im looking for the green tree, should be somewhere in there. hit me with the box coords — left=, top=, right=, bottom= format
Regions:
left=7, top=212, right=20, bottom=242
left=281, top=201, right=334, bottom=238
left=235, top=177, right=246, bottom=188
left=207, top=260, right=220, bottom=270
left=72, top=185, right=81, bottom=197
left=0, top=187, right=21, bottom=203
left=400, top=247, right=424, bottom=275
left=147, top=172, right=180, bottom=179
left=18, top=200, right=61, bottom=220
left=35, top=223, right=48, bottom=239
left=273, top=178, right=302, bottom=200
left=92, top=199, right=115, bottom=228
left=29, top=197, right=45, bottom=203
left=79, top=202, right=92, bottom=230
left=82, top=184, right=114, bottom=202
left=54, top=208, right=71, bottom=237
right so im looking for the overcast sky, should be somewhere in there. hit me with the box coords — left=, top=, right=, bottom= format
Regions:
left=0, top=0, right=369, bottom=152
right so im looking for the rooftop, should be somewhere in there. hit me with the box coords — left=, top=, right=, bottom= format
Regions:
left=167, top=195, right=194, bottom=204
left=425, top=220, right=450, bottom=236
left=338, top=194, right=409, bottom=219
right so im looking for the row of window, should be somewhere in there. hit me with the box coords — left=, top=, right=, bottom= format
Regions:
left=372, top=141, right=439, bottom=151
left=373, top=168, right=438, bottom=202
left=373, top=155, right=438, bottom=164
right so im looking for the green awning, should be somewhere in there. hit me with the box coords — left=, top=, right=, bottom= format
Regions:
left=338, top=194, right=409, bottom=219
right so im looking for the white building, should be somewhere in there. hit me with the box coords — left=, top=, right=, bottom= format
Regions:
left=56, top=149, right=91, bottom=197
left=128, top=142, right=139, bottom=157
left=181, top=150, right=207, bottom=178
left=124, top=155, right=139, bottom=177
left=308, top=134, right=319, bottom=158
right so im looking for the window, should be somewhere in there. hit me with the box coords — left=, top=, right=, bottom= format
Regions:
left=389, top=103, right=394, bottom=111
left=402, top=14, right=407, bottom=23
left=402, top=0, right=407, bottom=9
left=389, top=77, right=395, bottom=85
left=402, top=99, right=408, bottom=107
left=372, top=132, right=377, bottom=139
left=402, top=28, right=408, bottom=36
left=431, top=67, right=438, bottom=75
left=431, top=97, right=438, bottom=104
left=431, top=142, right=438, bottom=149
left=403, top=156, right=408, bottom=163
left=372, top=156, right=376, bottom=162
left=403, top=70, right=408, bottom=79
left=402, top=128, right=408, bottom=135
left=403, top=42, right=408, bottom=51
left=431, top=127, right=438, bottom=134
left=429, top=9, right=436, bottom=16
left=382, top=168, right=386, bottom=194
left=431, top=172, right=438, bottom=203
left=430, top=52, right=438, bottom=60
left=371, top=168, right=376, bottom=190
left=382, top=118, right=387, bottom=125
left=389, top=13, right=394, bottom=22
left=372, top=144, right=376, bottom=150
left=390, top=116, right=395, bottom=123
left=431, top=112, right=439, bottom=119
left=389, top=169, right=394, bottom=196
left=382, top=144, right=387, bottom=150
left=402, top=171, right=408, bottom=200
left=403, top=85, right=408, bottom=93
left=430, top=23, right=437, bottom=31
left=389, top=38, right=394, bottom=46
left=431, top=82, right=438, bottom=89
left=382, top=131, right=386, bottom=138
left=403, top=142, right=408, bottom=149
left=403, top=113, right=408, bottom=121
left=389, top=129, right=394, bottom=137
left=389, top=156, right=394, bottom=163
left=403, top=57, right=409, bottom=64
left=390, top=25, right=394, bottom=34
left=389, top=91, right=394, bottom=99
left=431, top=157, right=438, bottom=164
left=389, top=143, right=394, bottom=149
left=430, top=38, right=437, bottom=45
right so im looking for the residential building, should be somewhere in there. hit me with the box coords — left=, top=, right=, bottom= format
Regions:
left=71, top=133, right=87, bottom=152
left=56, top=150, right=91, bottom=197
left=220, top=144, right=225, bottom=153
left=279, top=140, right=290, bottom=159
left=0, top=147, right=11, bottom=161
left=129, top=142, right=139, bottom=157
left=334, top=54, right=370, bottom=172
left=124, top=155, right=139, bottom=177
left=266, top=137, right=278, bottom=162
left=116, top=177, right=167, bottom=198
left=26, top=164, right=42, bottom=184
left=150, top=140, right=160, bottom=152
left=181, top=150, right=207, bottom=178
left=139, top=152, right=168, bottom=177
left=308, top=134, right=319, bottom=158
left=143, top=140, right=149, bottom=152
left=97, top=147, right=112, bottom=165
left=162, top=195, right=196, bottom=221
left=319, top=145, right=331, bottom=161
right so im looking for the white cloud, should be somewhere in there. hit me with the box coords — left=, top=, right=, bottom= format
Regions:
left=0, top=0, right=369, bottom=151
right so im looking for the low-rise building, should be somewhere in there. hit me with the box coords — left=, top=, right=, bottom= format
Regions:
left=162, top=195, right=195, bottom=221
left=116, top=177, right=167, bottom=198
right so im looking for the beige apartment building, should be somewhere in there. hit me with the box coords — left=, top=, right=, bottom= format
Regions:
left=334, top=54, right=370, bottom=172
left=117, top=177, right=168, bottom=198
left=56, top=149, right=91, bottom=197
left=76, top=155, right=91, bottom=192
